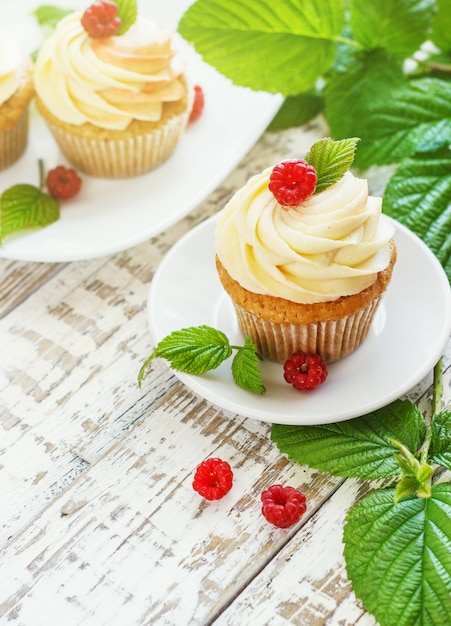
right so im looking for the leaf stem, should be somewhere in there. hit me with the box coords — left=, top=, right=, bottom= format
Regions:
left=332, top=35, right=361, bottom=49
left=419, top=357, right=443, bottom=464
left=38, top=159, right=45, bottom=191
left=433, top=357, right=443, bottom=416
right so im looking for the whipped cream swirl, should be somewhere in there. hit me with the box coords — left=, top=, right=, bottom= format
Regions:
left=216, top=169, right=395, bottom=304
left=34, top=12, right=186, bottom=130
left=0, top=38, right=25, bottom=106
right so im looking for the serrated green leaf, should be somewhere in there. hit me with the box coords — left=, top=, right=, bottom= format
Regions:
left=114, top=0, right=137, bottom=35
left=431, top=0, right=451, bottom=51
left=382, top=147, right=451, bottom=282
left=430, top=410, right=451, bottom=470
left=305, top=137, right=359, bottom=193
left=343, top=484, right=451, bottom=626
left=178, top=0, right=344, bottom=94
left=33, top=5, right=74, bottom=28
left=350, top=0, right=435, bottom=57
left=147, top=325, right=232, bottom=375
left=0, top=184, right=59, bottom=243
left=352, top=78, right=451, bottom=168
left=271, top=399, right=426, bottom=479
left=324, top=48, right=405, bottom=141
left=231, top=337, right=265, bottom=394
left=268, top=93, right=323, bottom=131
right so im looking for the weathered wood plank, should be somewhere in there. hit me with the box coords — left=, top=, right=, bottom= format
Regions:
left=0, top=385, right=343, bottom=625
left=0, top=260, right=65, bottom=318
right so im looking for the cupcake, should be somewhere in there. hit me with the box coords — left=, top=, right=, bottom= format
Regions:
left=215, top=137, right=397, bottom=363
left=33, top=2, right=191, bottom=178
left=0, top=38, right=34, bottom=171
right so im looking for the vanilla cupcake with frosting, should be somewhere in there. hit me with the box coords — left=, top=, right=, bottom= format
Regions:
left=215, top=137, right=397, bottom=363
left=0, top=38, right=34, bottom=170
left=34, top=2, right=191, bottom=178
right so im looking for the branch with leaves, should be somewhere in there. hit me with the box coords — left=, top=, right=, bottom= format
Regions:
left=178, top=0, right=451, bottom=283
left=271, top=358, right=451, bottom=626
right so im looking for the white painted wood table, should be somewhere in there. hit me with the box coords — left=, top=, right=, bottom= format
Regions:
left=1, top=121, right=450, bottom=626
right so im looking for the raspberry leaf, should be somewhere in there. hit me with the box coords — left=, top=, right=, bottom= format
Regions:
left=350, top=0, right=435, bottom=58
left=33, top=5, right=74, bottom=28
left=231, top=337, right=266, bottom=394
left=431, top=0, right=451, bottom=50
left=139, top=325, right=232, bottom=380
left=138, top=325, right=266, bottom=394
left=178, top=0, right=344, bottom=95
left=430, top=410, right=451, bottom=470
left=271, top=399, right=426, bottom=479
left=382, top=146, right=451, bottom=283
left=305, top=137, right=360, bottom=194
left=352, top=78, right=451, bottom=168
left=0, top=184, right=60, bottom=244
left=343, top=484, right=451, bottom=626
left=114, top=0, right=137, bottom=35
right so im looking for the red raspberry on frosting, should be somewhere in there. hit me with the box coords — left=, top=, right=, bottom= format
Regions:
left=269, top=159, right=317, bottom=206
left=81, top=1, right=121, bottom=39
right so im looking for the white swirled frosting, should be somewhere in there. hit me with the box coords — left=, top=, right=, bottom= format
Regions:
left=34, top=12, right=187, bottom=130
left=215, top=168, right=395, bottom=304
left=0, top=38, right=25, bottom=106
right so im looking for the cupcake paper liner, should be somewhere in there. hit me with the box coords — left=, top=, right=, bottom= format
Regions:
left=0, top=107, right=29, bottom=171
left=43, top=111, right=189, bottom=178
left=233, top=295, right=382, bottom=363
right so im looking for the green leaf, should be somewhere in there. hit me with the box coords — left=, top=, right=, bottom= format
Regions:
left=390, top=439, right=434, bottom=501
left=140, top=325, right=232, bottom=379
left=431, top=0, right=451, bottom=51
left=0, top=184, right=59, bottom=243
left=430, top=410, right=451, bottom=470
left=350, top=0, right=435, bottom=57
left=178, top=0, right=345, bottom=94
left=271, top=399, right=426, bottom=479
left=382, top=147, right=451, bottom=282
left=268, top=93, right=323, bottom=131
left=231, top=337, right=265, bottom=394
left=114, top=0, right=137, bottom=35
left=351, top=78, right=451, bottom=168
left=343, top=484, right=451, bottom=626
left=305, top=137, right=359, bottom=193
left=33, top=5, right=74, bottom=28
left=324, top=48, right=406, bottom=141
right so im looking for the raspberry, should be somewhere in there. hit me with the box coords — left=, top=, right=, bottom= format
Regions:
left=261, top=484, right=307, bottom=528
left=192, top=458, right=233, bottom=500
left=283, top=351, right=328, bottom=391
left=46, top=166, right=82, bottom=200
left=81, top=1, right=121, bottom=39
left=269, top=160, right=317, bottom=206
left=189, top=85, right=205, bottom=123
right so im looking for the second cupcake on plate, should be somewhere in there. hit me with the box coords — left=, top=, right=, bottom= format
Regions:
left=33, top=1, right=191, bottom=178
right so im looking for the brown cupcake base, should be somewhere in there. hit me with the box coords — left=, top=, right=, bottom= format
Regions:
left=216, top=240, right=397, bottom=363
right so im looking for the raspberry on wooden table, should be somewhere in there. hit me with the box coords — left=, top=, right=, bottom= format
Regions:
left=81, top=1, right=121, bottom=38
left=261, top=484, right=307, bottom=528
left=269, top=160, right=317, bottom=206
left=192, top=458, right=233, bottom=500
left=46, top=166, right=82, bottom=200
